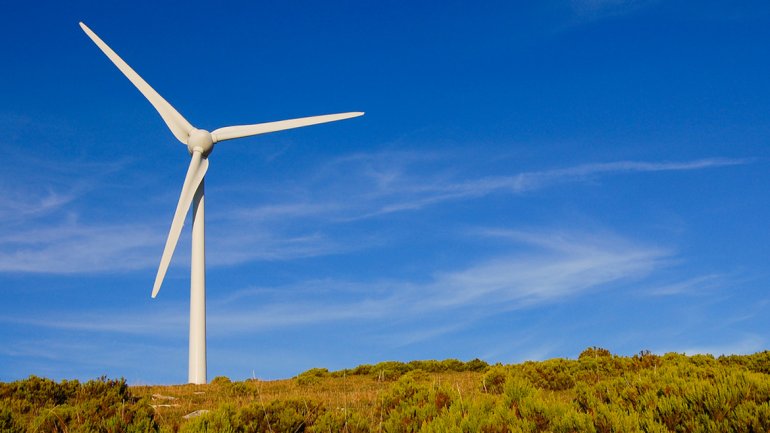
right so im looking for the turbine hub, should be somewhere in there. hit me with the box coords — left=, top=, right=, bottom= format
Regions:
left=187, top=129, right=215, bottom=156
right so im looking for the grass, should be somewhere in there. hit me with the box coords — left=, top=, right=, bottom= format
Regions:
left=134, top=371, right=484, bottom=429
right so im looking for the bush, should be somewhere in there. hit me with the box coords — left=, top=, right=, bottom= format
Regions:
left=579, top=347, right=612, bottom=360
left=379, top=375, right=457, bottom=433
left=0, top=376, right=158, bottom=432
left=519, top=359, right=576, bottom=391
left=296, top=368, right=330, bottom=386
left=239, top=399, right=323, bottom=432
left=465, top=358, right=489, bottom=372
left=0, top=401, right=22, bottom=433
left=503, top=376, right=534, bottom=409
left=342, top=358, right=489, bottom=378
left=482, top=365, right=509, bottom=394
left=210, top=375, right=232, bottom=385
left=310, top=409, right=370, bottom=433
left=370, top=361, right=410, bottom=381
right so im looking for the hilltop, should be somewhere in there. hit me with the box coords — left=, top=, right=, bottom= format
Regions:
left=2, top=349, right=769, bottom=432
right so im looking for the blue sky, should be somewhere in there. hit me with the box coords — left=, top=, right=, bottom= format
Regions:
left=1, top=0, right=770, bottom=384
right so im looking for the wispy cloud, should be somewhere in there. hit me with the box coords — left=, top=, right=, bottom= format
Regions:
left=423, top=229, right=666, bottom=309
left=0, top=308, right=186, bottom=335
left=0, top=189, right=77, bottom=220
left=203, top=229, right=668, bottom=337
left=678, top=334, right=765, bottom=357
left=0, top=151, right=748, bottom=274
left=0, top=112, right=132, bottom=221
left=0, top=222, right=162, bottom=273
left=1, top=228, right=667, bottom=339
left=641, top=274, right=725, bottom=297
left=413, top=157, right=746, bottom=200
left=230, top=155, right=749, bottom=222
left=0, top=157, right=130, bottom=222
left=0, top=148, right=148, bottom=273
left=206, top=228, right=349, bottom=266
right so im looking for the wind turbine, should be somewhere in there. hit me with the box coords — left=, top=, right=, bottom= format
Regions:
left=80, top=22, right=363, bottom=384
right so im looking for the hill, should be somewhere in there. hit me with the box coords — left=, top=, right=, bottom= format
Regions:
left=2, top=348, right=769, bottom=432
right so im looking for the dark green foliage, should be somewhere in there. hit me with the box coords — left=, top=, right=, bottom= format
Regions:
left=0, top=400, right=23, bottom=433
left=502, top=375, right=534, bottom=408
left=465, top=358, right=490, bottom=372
left=579, top=347, right=612, bottom=360
left=482, top=365, right=509, bottom=394
left=181, top=399, right=324, bottom=433
left=310, top=409, right=370, bottom=433
left=0, top=375, right=79, bottom=409
left=568, top=353, right=770, bottom=433
left=210, top=376, right=232, bottom=385
left=378, top=350, right=770, bottom=432
left=331, top=358, right=491, bottom=380
left=242, top=398, right=323, bottom=432
left=296, top=368, right=330, bottom=386
left=378, top=373, right=458, bottom=433
left=0, top=376, right=158, bottom=432
left=178, top=404, right=238, bottom=433
left=371, top=361, right=413, bottom=381
left=522, top=358, right=576, bottom=391
left=720, top=350, right=770, bottom=375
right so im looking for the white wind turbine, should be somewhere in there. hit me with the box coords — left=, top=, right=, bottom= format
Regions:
left=80, top=22, right=363, bottom=384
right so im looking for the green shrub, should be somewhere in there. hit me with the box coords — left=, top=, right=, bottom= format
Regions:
left=310, top=409, right=370, bottom=433
left=296, top=368, right=330, bottom=386
left=210, top=376, right=232, bottom=385
left=551, top=408, right=596, bottom=433
left=503, top=376, right=534, bottom=409
left=482, top=365, right=509, bottom=394
left=350, top=364, right=373, bottom=375
left=519, top=359, right=576, bottom=391
left=371, top=361, right=410, bottom=381
left=579, top=347, right=612, bottom=360
left=0, top=401, right=22, bottom=433
left=238, top=399, right=323, bottom=432
left=464, top=358, right=489, bottom=372
left=179, top=404, right=238, bottom=433
left=0, top=376, right=158, bottom=432
left=379, top=375, right=457, bottom=433
left=343, top=358, right=488, bottom=377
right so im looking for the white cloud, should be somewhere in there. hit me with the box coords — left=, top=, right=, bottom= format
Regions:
left=0, top=189, right=78, bottom=220
left=641, top=274, right=724, bottom=296
left=424, top=229, right=665, bottom=309
left=1, top=228, right=668, bottom=338
left=0, top=223, right=162, bottom=273
left=0, top=138, right=132, bottom=222
left=679, top=335, right=765, bottom=357
left=0, top=308, right=186, bottom=335
left=202, top=229, right=669, bottom=335
left=0, top=152, right=747, bottom=274
left=226, top=156, right=748, bottom=223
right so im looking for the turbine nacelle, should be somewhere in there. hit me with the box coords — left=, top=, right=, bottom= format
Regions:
left=187, top=129, right=215, bottom=156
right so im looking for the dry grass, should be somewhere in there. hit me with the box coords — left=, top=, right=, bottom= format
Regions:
left=132, top=371, right=484, bottom=429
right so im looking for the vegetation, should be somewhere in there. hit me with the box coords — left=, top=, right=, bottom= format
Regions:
left=0, top=376, right=157, bottom=432
left=2, top=350, right=770, bottom=432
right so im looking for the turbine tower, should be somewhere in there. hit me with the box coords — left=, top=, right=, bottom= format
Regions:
left=80, top=23, right=363, bottom=384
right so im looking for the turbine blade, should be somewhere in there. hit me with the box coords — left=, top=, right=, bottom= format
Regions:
left=211, top=112, right=364, bottom=142
left=79, top=22, right=195, bottom=144
left=152, top=151, right=209, bottom=298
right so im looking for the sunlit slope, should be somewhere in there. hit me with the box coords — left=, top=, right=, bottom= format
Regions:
left=2, top=350, right=769, bottom=432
